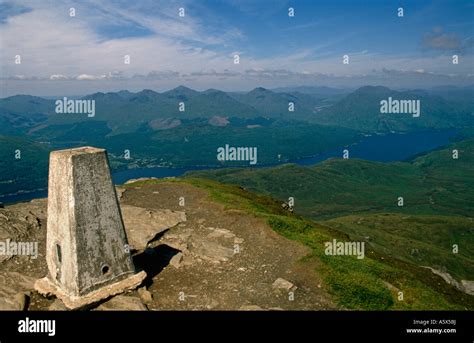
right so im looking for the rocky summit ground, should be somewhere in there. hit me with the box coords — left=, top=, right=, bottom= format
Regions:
left=0, top=180, right=337, bottom=311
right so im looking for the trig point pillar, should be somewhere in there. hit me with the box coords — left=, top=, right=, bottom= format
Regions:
left=35, top=147, right=146, bottom=309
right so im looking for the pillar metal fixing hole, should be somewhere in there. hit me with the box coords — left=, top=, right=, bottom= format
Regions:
left=56, top=244, right=62, bottom=263
left=101, top=265, right=110, bottom=275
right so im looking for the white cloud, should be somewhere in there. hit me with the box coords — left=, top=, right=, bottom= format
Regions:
left=0, top=1, right=239, bottom=78
left=0, top=0, right=473, bottom=96
left=49, top=74, right=69, bottom=80
left=76, top=74, right=100, bottom=80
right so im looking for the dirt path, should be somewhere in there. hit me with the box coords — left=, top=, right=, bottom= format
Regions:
left=122, top=181, right=336, bottom=310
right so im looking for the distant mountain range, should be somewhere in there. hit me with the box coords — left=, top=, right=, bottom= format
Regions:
left=0, top=86, right=324, bottom=135
left=272, top=85, right=352, bottom=97
left=315, top=86, right=474, bottom=132
left=1, top=85, right=472, bottom=136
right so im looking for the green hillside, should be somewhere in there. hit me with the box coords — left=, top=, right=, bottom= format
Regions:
left=314, top=86, right=474, bottom=132
left=127, top=177, right=473, bottom=310
left=229, top=87, right=319, bottom=119
left=0, top=135, right=50, bottom=197
left=324, top=213, right=474, bottom=281
left=189, top=139, right=474, bottom=218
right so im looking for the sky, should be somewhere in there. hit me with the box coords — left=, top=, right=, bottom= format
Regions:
left=0, top=0, right=473, bottom=96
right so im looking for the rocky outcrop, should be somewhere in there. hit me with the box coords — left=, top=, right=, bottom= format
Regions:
left=122, top=205, right=186, bottom=251
left=423, top=266, right=474, bottom=296
left=0, top=199, right=45, bottom=263
left=157, top=225, right=243, bottom=265
left=461, top=280, right=474, bottom=296
left=0, top=271, right=36, bottom=310
left=272, top=278, right=297, bottom=292
left=94, top=295, right=148, bottom=311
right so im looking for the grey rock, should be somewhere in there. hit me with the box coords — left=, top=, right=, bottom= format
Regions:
left=137, top=287, right=153, bottom=304
left=422, top=267, right=474, bottom=295
left=95, top=295, right=147, bottom=311
left=461, top=280, right=474, bottom=296
left=190, top=238, right=234, bottom=262
left=122, top=205, right=186, bottom=251
left=207, top=228, right=235, bottom=239
left=169, top=252, right=184, bottom=269
left=423, top=267, right=462, bottom=290
left=272, top=278, right=296, bottom=291
left=115, top=187, right=126, bottom=200
left=0, top=297, right=20, bottom=310
left=14, top=292, right=29, bottom=310
left=0, top=271, right=36, bottom=299
left=0, top=291, right=29, bottom=310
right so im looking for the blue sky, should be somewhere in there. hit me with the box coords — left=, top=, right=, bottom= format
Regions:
left=0, top=0, right=473, bottom=95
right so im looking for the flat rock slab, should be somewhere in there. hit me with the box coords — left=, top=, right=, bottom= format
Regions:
left=0, top=292, right=28, bottom=310
left=0, top=271, right=36, bottom=297
left=121, top=205, right=186, bottom=251
left=0, top=200, right=46, bottom=262
left=0, top=271, right=36, bottom=310
left=189, top=237, right=234, bottom=263
left=158, top=226, right=243, bottom=265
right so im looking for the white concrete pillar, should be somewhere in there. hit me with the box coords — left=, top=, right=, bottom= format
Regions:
left=35, top=147, right=146, bottom=309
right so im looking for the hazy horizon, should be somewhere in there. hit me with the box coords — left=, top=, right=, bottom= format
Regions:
left=4, top=83, right=474, bottom=99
